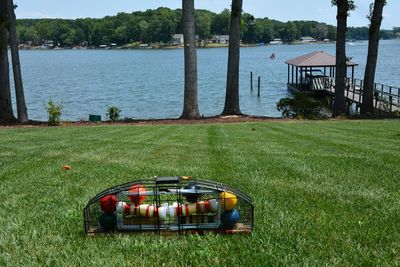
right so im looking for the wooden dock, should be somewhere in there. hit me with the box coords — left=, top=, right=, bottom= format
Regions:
left=285, top=51, right=399, bottom=114
left=309, top=77, right=400, bottom=113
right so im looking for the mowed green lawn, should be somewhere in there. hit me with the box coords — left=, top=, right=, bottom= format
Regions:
left=0, top=120, right=399, bottom=266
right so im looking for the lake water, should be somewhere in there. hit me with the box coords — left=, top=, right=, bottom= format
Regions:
left=11, top=40, right=400, bottom=120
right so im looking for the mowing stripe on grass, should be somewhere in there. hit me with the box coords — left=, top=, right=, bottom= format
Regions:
left=0, top=120, right=399, bottom=266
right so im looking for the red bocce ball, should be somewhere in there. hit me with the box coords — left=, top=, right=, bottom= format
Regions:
left=100, top=194, right=118, bottom=214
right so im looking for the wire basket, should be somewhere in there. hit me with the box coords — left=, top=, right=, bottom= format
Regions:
left=84, top=176, right=253, bottom=235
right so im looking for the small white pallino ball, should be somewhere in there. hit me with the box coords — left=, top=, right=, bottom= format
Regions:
left=116, top=201, right=130, bottom=217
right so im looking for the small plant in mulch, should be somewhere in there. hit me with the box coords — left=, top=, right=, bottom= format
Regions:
left=106, top=106, right=121, bottom=122
left=46, top=98, right=63, bottom=126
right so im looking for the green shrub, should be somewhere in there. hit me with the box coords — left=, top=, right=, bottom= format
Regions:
left=277, top=92, right=326, bottom=119
left=46, top=98, right=63, bottom=126
left=106, top=106, right=121, bottom=122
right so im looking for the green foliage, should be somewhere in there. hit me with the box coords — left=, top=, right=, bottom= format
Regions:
left=282, top=21, right=300, bottom=43
left=277, top=93, right=326, bottom=119
left=346, top=26, right=368, bottom=39
left=211, top=8, right=230, bottom=35
left=45, top=98, right=63, bottom=126
left=14, top=6, right=398, bottom=46
left=196, top=12, right=212, bottom=40
left=106, top=105, right=121, bottom=122
left=0, top=121, right=400, bottom=265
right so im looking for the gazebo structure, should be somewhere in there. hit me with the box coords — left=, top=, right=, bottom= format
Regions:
left=285, top=51, right=358, bottom=91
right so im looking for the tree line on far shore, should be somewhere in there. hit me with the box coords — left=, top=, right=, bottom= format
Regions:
left=16, top=7, right=398, bottom=47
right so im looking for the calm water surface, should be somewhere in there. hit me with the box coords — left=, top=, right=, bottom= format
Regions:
left=12, top=40, right=400, bottom=120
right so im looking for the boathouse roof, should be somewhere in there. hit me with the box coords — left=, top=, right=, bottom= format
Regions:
left=285, top=51, right=358, bottom=67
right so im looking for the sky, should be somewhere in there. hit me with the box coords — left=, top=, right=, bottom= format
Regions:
left=14, top=0, right=400, bottom=30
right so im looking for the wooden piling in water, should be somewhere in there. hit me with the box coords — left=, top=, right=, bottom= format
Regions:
left=257, top=76, right=261, bottom=97
left=250, top=72, right=253, bottom=92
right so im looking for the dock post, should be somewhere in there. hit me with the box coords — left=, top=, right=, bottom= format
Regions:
left=389, top=86, right=393, bottom=112
left=250, top=72, right=253, bottom=92
left=398, top=88, right=400, bottom=108
left=258, top=76, right=261, bottom=97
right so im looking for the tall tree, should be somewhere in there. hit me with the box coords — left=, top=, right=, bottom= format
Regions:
left=361, top=0, right=386, bottom=115
left=331, top=0, right=355, bottom=117
left=222, top=0, right=243, bottom=115
left=196, top=12, right=212, bottom=41
left=7, top=0, right=28, bottom=123
left=0, top=0, right=16, bottom=123
left=180, top=0, right=200, bottom=119
left=211, top=9, right=230, bottom=35
left=283, top=22, right=300, bottom=43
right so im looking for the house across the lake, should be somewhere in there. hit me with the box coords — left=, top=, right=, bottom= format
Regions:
left=172, top=34, right=184, bottom=46
left=210, top=35, right=229, bottom=44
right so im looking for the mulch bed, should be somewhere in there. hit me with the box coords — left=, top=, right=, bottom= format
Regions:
left=0, top=115, right=290, bottom=128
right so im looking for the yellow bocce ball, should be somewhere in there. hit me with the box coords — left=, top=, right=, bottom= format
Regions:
left=221, top=192, right=237, bottom=211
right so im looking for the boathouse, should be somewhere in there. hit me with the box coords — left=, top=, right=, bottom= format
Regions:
left=285, top=51, right=399, bottom=113
left=285, top=51, right=358, bottom=91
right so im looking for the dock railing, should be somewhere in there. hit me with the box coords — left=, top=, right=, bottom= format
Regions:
left=311, top=77, right=399, bottom=113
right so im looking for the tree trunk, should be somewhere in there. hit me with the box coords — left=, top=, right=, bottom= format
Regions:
left=361, top=0, right=385, bottom=115
left=333, top=0, right=348, bottom=117
left=0, top=0, right=16, bottom=124
left=222, top=0, right=243, bottom=115
left=7, top=0, right=28, bottom=123
left=180, top=0, right=200, bottom=119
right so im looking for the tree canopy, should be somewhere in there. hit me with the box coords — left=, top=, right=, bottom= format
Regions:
left=15, top=7, right=397, bottom=47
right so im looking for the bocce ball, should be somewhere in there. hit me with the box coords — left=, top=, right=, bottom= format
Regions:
left=220, top=192, right=237, bottom=211
left=183, top=182, right=201, bottom=203
left=221, top=209, right=240, bottom=229
left=99, top=213, right=117, bottom=232
left=99, top=194, right=118, bottom=214
left=116, top=201, right=131, bottom=217
left=128, top=184, right=147, bottom=205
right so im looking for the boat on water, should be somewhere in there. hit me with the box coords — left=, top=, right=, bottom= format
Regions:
left=269, top=38, right=283, bottom=45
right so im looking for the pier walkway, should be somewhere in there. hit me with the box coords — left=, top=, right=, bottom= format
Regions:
left=309, top=77, right=400, bottom=113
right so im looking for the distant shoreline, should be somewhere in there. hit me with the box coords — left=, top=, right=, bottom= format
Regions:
left=17, top=39, right=399, bottom=51
left=18, top=41, right=344, bottom=51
